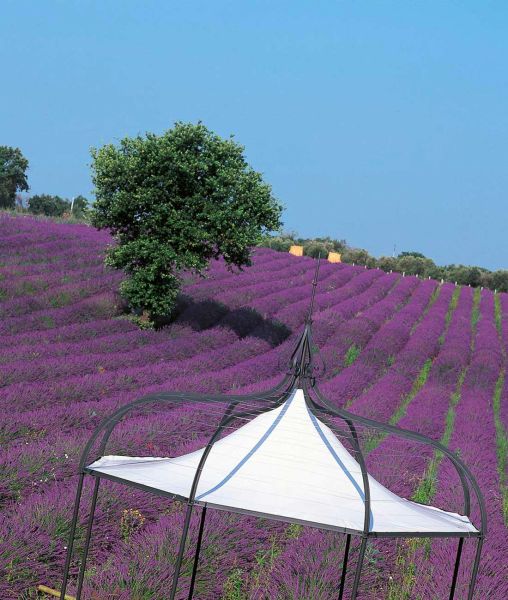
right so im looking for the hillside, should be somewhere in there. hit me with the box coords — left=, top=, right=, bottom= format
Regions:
left=0, top=213, right=507, bottom=599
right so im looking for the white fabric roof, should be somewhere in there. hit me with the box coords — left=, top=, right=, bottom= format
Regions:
left=88, top=389, right=477, bottom=535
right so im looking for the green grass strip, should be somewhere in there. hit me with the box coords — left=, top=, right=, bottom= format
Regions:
left=342, top=282, right=440, bottom=409
left=364, top=358, right=433, bottom=454
left=412, top=369, right=466, bottom=504
left=492, top=291, right=507, bottom=523
left=390, top=359, right=433, bottom=428
left=470, top=287, right=481, bottom=338
left=410, top=282, right=441, bottom=334
left=222, top=568, right=245, bottom=600
left=365, top=286, right=457, bottom=454
left=493, top=372, right=508, bottom=525
left=439, top=286, right=461, bottom=344
left=223, top=523, right=304, bottom=599
left=344, top=343, right=361, bottom=366
left=494, top=293, right=503, bottom=339
left=389, top=287, right=478, bottom=599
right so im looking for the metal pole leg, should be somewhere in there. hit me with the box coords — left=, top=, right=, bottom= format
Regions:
left=338, top=534, right=351, bottom=600
left=188, top=505, right=208, bottom=600
left=449, top=537, right=464, bottom=600
left=467, top=536, right=484, bottom=600
left=60, top=473, right=85, bottom=599
left=75, top=478, right=101, bottom=600
left=350, top=536, right=368, bottom=600
left=170, top=501, right=196, bottom=600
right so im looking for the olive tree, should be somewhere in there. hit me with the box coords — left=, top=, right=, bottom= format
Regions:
left=0, top=146, right=29, bottom=209
left=91, top=122, right=282, bottom=322
left=28, top=194, right=70, bottom=217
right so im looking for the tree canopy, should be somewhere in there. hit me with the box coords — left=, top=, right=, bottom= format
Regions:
left=28, top=194, right=71, bottom=217
left=398, top=251, right=426, bottom=259
left=91, top=122, right=283, bottom=322
left=0, top=146, right=29, bottom=209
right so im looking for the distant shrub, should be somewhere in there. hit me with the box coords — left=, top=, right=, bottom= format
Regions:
left=304, top=241, right=330, bottom=258
left=488, top=270, right=508, bottom=293
left=377, top=256, right=398, bottom=272
left=265, top=237, right=293, bottom=252
left=341, top=247, right=373, bottom=266
left=398, top=251, right=426, bottom=259
left=28, top=194, right=70, bottom=217
left=316, top=236, right=347, bottom=252
left=305, top=237, right=346, bottom=257
left=396, top=255, right=435, bottom=277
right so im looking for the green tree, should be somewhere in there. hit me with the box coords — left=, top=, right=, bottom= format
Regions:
left=396, top=255, right=435, bottom=277
left=398, top=250, right=426, bottom=259
left=490, top=270, right=508, bottom=293
left=304, top=240, right=332, bottom=258
left=91, top=122, right=283, bottom=322
left=315, top=236, right=347, bottom=253
left=341, top=247, right=372, bottom=266
left=0, top=146, right=29, bottom=209
left=377, top=256, right=397, bottom=272
left=28, top=194, right=71, bottom=217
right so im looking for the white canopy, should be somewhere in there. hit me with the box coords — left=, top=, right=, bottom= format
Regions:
left=88, top=389, right=476, bottom=536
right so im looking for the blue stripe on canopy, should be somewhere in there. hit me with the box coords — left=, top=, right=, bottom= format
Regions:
left=306, top=406, right=374, bottom=531
left=196, top=393, right=295, bottom=501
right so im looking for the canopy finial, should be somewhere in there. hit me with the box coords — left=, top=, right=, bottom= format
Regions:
left=306, top=254, right=321, bottom=325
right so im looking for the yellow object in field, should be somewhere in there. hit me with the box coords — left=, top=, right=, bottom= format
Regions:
left=289, top=245, right=303, bottom=256
left=37, top=584, right=76, bottom=600
left=328, top=252, right=341, bottom=263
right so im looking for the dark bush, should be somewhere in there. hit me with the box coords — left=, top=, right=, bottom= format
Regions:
left=28, top=194, right=70, bottom=217
left=304, top=241, right=331, bottom=258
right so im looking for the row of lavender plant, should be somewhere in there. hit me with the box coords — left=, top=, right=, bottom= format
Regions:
left=366, top=287, right=475, bottom=598
left=0, top=261, right=329, bottom=381
left=408, top=290, right=507, bottom=599
left=498, top=292, right=508, bottom=428
left=313, top=275, right=418, bottom=380
left=0, top=241, right=386, bottom=424
left=317, top=277, right=435, bottom=407
left=346, top=283, right=452, bottom=421
left=0, top=251, right=404, bottom=438
left=0, top=253, right=286, bottom=340
left=493, top=293, right=508, bottom=529
left=0, top=262, right=354, bottom=393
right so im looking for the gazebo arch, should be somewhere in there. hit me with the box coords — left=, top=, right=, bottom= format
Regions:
left=60, top=263, right=486, bottom=600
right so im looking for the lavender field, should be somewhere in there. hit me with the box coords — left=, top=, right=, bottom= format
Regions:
left=1, top=213, right=507, bottom=599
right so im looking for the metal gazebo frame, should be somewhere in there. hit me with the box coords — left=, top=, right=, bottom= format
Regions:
left=60, top=263, right=486, bottom=600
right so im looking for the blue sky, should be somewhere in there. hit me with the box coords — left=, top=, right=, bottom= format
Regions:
left=1, top=1, right=507, bottom=269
